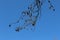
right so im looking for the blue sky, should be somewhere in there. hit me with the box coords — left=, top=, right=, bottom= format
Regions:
left=0, top=0, right=60, bottom=40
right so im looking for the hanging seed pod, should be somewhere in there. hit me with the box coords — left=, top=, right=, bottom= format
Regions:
left=48, top=0, right=50, bottom=3
left=15, top=27, right=23, bottom=32
left=53, top=8, right=55, bottom=11
left=15, top=28, right=20, bottom=32
left=9, top=24, right=11, bottom=27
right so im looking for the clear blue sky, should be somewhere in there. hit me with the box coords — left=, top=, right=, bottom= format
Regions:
left=0, top=0, right=60, bottom=40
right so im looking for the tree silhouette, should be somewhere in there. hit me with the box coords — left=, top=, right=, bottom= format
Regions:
left=9, top=0, right=55, bottom=32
